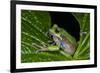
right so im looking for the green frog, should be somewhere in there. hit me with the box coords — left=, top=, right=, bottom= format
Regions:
left=35, top=24, right=77, bottom=55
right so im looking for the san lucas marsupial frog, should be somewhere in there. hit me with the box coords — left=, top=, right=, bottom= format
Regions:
left=36, top=24, right=77, bottom=55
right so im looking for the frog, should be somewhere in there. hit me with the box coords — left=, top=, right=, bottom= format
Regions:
left=35, top=24, right=77, bottom=55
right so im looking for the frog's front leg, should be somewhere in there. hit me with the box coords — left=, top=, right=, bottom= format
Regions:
left=38, top=45, right=60, bottom=52
left=36, top=47, right=49, bottom=52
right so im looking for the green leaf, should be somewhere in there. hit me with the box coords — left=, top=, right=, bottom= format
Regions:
left=72, top=13, right=90, bottom=60
left=72, top=13, right=90, bottom=32
left=21, top=10, right=90, bottom=63
left=21, top=10, right=71, bottom=63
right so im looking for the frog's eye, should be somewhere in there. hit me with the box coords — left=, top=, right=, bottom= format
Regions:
left=55, top=28, right=60, bottom=33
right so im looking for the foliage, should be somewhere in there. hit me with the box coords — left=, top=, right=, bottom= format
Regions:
left=72, top=13, right=90, bottom=60
left=21, top=10, right=90, bottom=63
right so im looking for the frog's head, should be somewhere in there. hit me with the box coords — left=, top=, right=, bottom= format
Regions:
left=49, top=24, right=77, bottom=48
left=49, top=24, right=62, bottom=39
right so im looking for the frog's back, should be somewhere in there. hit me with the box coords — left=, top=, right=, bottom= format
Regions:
left=61, top=37, right=76, bottom=55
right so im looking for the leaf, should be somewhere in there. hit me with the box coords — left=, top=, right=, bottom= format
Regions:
left=21, top=10, right=71, bottom=63
left=72, top=13, right=90, bottom=32
left=72, top=13, right=90, bottom=60
left=21, top=10, right=90, bottom=63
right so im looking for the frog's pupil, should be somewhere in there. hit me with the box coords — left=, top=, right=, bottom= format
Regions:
left=55, top=28, right=59, bottom=33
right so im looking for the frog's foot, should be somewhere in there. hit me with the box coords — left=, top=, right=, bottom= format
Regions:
left=48, top=40, right=56, bottom=45
left=36, top=48, right=48, bottom=53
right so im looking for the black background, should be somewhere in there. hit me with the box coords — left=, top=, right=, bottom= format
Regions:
left=49, top=12, right=80, bottom=41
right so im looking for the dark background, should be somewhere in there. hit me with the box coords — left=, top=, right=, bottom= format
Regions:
left=49, top=12, right=80, bottom=41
